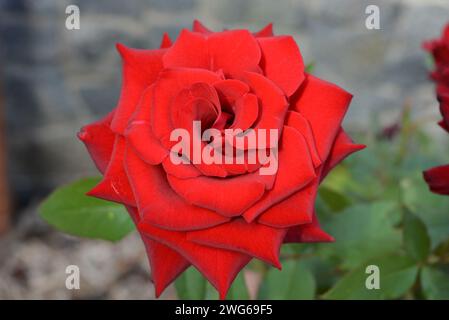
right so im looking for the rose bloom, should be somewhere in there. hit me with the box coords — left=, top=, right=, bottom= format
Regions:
left=79, top=21, right=364, bottom=299
left=423, top=24, right=449, bottom=195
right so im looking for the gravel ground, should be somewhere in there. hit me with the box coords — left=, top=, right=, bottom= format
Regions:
left=0, top=205, right=176, bottom=299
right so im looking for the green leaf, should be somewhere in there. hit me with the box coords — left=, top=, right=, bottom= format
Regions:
left=403, top=210, right=431, bottom=262
left=421, top=266, right=449, bottom=299
left=226, top=272, right=250, bottom=300
left=318, top=186, right=352, bottom=212
left=401, top=175, right=449, bottom=249
left=258, top=260, right=315, bottom=299
left=204, top=282, right=219, bottom=300
left=175, top=267, right=208, bottom=300
left=39, top=177, right=134, bottom=242
left=318, top=201, right=402, bottom=269
left=323, top=254, right=418, bottom=299
left=321, top=165, right=355, bottom=194
left=300, top=256, right=339, bottom=294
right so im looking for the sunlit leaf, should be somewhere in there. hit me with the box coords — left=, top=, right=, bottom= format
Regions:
left=323, top=254, right=418, bottom=299
left=39, top=177, right=134, bottom=242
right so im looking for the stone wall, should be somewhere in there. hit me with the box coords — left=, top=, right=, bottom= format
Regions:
left=1, top=0, right=448, bottom=207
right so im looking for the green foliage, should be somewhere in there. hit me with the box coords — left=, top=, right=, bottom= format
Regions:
left=318, top=201, right=402, bottom=269
left=403, top=210, right=431, bottom=262
left=39, top=177, right=134, bottom=242
left=175, top=267, right=208, bottom=300
left=401, top=174, right=449, bottom=249
left=323, top=254, right=418, bottom=299
left=226, top=272, right=250, bottom=300
left=258, top=260, right=315, bottom=299
left=318, top=186, right=352, bottom=212
left=421, top=266, right=449, bottom=299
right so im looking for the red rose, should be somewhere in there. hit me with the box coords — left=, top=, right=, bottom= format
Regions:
left=423, top=24, right=449, bottom=194
left=78, top=21, right=363, bottom=299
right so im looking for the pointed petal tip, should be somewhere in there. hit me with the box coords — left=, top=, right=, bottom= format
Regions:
left=318, top=231, right=335, bottom=242
left=218, top=287, right=229, bottom=300
left=254, top=23, right=274, bottom=37
left=115, top=42, right=135, bottom=61
left=351, top=143, right=366, bottom=152
left=85, top=180, right=109, bottom=200
left=192, top=19, right=212, bottom=34
left=273, top=258, right=282, bottom=270
left=77, top=129, right=89, bottom=142
left=115, top=42, right=127, bottom=55
left=160, top=32, right=172, bottom=48
left=154, top=283, right=164, bottom=299
left=422, top=169, right=433, bottom=185
left=85, top=188, right=98, bottom=198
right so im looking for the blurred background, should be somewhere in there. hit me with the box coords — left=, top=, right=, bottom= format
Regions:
left=0, top=0, right=449, bottom=299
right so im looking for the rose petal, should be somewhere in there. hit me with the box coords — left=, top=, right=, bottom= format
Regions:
left=438, top=120, right=449, bottom=133
left=233, top=71, right=289, bottom=150
left=206, top=30, right=261, bottom=75
left=125, top=205, right=141, bottom=224
left=424, top=164, right=449, bottom=195
left=217, top=149, right=263, bottom=176
left=124, top=146, right=229, bottom=230
left=187, top=218, right=286, bottom=268
left=111, top=44, right=165, bottom=134
left=254, top=23, right=274, bottom=37
left=244, top=71, right=289, bottom=132
left=170, top=85, right=220, bottom=131
left=125, top=86, right=169, bottom=165
left=291, top=74, right=353, bottom=160
left=285, top=110, right=321, bottom=167
left=192, top=20, right=213, bottom=34
left=259, top=130, right=363, bottom=230
left=138, top=221, right=251, bottom=299
left=321, top=128, right=365, bottom=180
left=125, top=206, right=190, bottom=298
left=213, top=79, right=250, bottom=106
left=257, top=178, right=317, bottom=227
left=151, top=68, right=222, bottom=142
left=243, top=126, right=316, bottom=222
left=162, top=155, right=202, bottom=179
left=284, top=211, right=334, bottom=243
left=160, top=32, right=172, bottom=48
left=230, top=93, right=259, bottom=131
left=144, top=237, right=190, bottom=297
left=257, top=36, right=305, bottom=96
left=78, top=111, right=115, bottom=174
left=87, top=136, right=136, bottom=206
left=166, top=168, right=275, bottom=217
left=163, top=29, right=261, bottom=76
